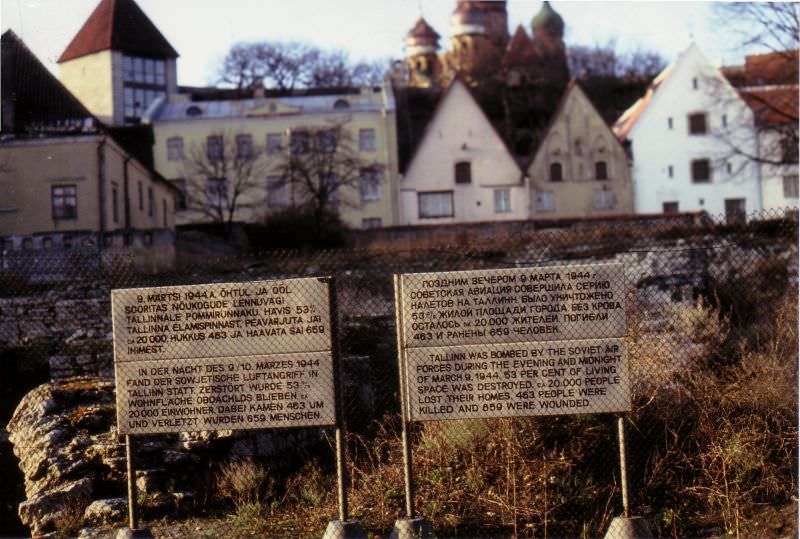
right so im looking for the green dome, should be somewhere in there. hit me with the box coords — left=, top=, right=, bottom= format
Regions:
left=532, top=1, right=564, bottom=39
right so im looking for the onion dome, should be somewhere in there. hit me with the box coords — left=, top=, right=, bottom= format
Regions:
left=532, top=1, right=564, bottom=39
left=451, top=1, right=486, bottom=36
left=406, top=17, right=440, bottom=56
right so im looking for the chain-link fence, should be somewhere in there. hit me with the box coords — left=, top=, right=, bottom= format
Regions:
left=1, top=210, right=797, bottom=538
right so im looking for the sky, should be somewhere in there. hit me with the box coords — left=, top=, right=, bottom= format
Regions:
left=1, top=0, right=753, bottom=87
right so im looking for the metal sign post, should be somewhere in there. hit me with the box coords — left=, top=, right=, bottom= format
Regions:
left=116, top=435, right=153, bottom=539
left=617, top=414, right=630, bottom=518
left=322, top=277, right=367, bottom=539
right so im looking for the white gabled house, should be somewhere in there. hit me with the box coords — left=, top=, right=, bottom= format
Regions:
left=614, top=43, right=761, bottom=221
left=398, top=78, right=526, bottom=225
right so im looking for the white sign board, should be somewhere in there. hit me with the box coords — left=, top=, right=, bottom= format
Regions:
left=112, top=278, right=336, bottom=434
left=397, top=264, right=630, bottom=421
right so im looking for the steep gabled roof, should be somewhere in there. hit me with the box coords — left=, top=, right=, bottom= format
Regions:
left=503, top=25, right=532, bottom=66
left=2, top=29, right=97, bottom=135
left=529, top=79, right=629, bottom=171
left=58, top=0, right=178, bottom=63
left=403, top=77, right=522, bottom=177
left=612, top=60, right=674, bottom=141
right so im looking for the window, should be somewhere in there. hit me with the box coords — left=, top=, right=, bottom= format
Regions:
left=236, top=134, right=254, bottom=159
left=290, top=131, right=310, bottom=155
left=167, top=137, right=184, bottom=161
left=162, top=199, right=168, bottom=227
left=667, top=117, right=673, bottom=129
left=22, top=238, right=32, bottom=251
left=692, top=77, right=698, bottom=90
left=535, top=191, right=555, bottom=212
left=206, top=177, right=228, bottom=209
left=494, top=188, right=511, bottom=213
left=138, top=181, right=144, bottom=210
left=42, top=237, right=53, bottom=250
left=549, top=162, right=563, bottom=182
left=267, top=176, right=289, bottom=208
left=266, top=133, right=283, bottom=155
left=317, top=129, right=338, bottom=154
left=52, top=185, right=77, bottom=219
left=574, top=138, right=583, bottom=156
left=143, top=232, right=152, bottom=246
left=173, top=179, right=187, bottom=210
left=688, top=113, right=708, bottom=135
left=726, top=162, right=733, bottom=175
left=663, top=201, right=679, bottom=213
left=333, top=99, right=350, bottom=110
left=593, top=188, right=615, bottom=210
left=725, top=198, right=746, bottom=224
left=148, top=187, right=154, bottom=217
left=362, top=218, right=382, bottom=229
left=112, top=183, right=119, bottom=223
left=359, top=128, right=376, bottom=152
left=722, top=114, right=728, bottom=127
left=691, top=159, right=711, bottom=183
left=359, top=168, right=381, bottom=202
left=668, top=165, right=674, bottom=178
left=418, top=191, right=454, bottom=218
left=454, top=161, right=472, bottom=184
left=122, top=55, right=167, bottom=123
left=207, top=135, right=224, bottom=161
left=783, top=175, right=799, bottom=198
left=595, top=161, right=608, bottom=180
left=63, top=235, right=73, bottom=249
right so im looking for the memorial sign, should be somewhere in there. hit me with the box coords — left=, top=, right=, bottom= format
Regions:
left=112, top=278, right=336, bottom=434
left=397, top=264, right=630, bottom=421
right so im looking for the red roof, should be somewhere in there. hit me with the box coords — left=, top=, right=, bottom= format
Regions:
left=742, top=50, right=798, bottom=86
left=407, top=17, right=440, bottom=39
left=503, top=25, right=532, bottom=66
left=741, top=86, right=799, bottom=126
left=58, top=0, right=178, bottom=63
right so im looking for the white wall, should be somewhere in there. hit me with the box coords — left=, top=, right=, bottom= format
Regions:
left=628, top=44, right=762, bottom=218
left=400, top=80, right=526, bottom=225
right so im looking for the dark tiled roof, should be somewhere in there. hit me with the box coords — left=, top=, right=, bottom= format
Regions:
left=393, top=85, right=442, bottom=174
left=504, top=25, right=532, bottom=66
left=58, top=0, right=178, bottom=63
left=1, top=29, right=97, bottom=135
left=408, top=17, right=440, bottom=39
left=742, top=50, right=798, bottom=86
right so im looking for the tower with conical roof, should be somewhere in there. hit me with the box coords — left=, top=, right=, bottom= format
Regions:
left=58, top=0, right=179, bottom=126
left=406, top=17, right=442, bottom=88
left=446, top=1, right=507, bottom=86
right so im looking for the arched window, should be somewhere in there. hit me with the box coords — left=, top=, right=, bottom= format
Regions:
left=333, top=99, right=350, bottom=110
left=595, top=161, right=608, bottom=180
left=550, top=162, right=563, bottom=182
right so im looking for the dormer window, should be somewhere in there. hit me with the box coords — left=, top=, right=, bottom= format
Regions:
left=186, top=105, right=203, bottom=117
left=333, top=99, right=350, bottom=110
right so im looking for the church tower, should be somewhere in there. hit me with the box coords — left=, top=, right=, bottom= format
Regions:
left=405, top=17, right=441, bottom=88
left=447, top=1, right=504, bottom=86
left=58, top=0, right=179, bottom=126
left=529, top=1, right=569, bottom=86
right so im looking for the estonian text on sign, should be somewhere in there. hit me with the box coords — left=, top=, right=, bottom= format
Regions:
left=397, top=264, right=630, bottom=421
left=111, top=278, right=335, bottom=434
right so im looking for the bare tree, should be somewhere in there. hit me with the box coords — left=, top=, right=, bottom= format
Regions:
left=567, top=40, right=667, bottom=79
left=271, top=120, right=384, bottom=235
left=713, top=3, right=799, bottom=58
left=182, top=132, right=268, bottom=234
left=218, top=41, right=388, bottom=91
left=706, top=3, right=798, bottom=169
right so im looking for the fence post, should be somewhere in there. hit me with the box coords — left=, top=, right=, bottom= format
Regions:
left=322, top=277, right=367, bottom=539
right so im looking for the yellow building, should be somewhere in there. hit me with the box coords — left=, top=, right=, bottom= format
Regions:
left=144, top=86, right=400, bottom=229
left=527, top=81, right=634, bottom=217
left=1, top=30, right=178, bottom=268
